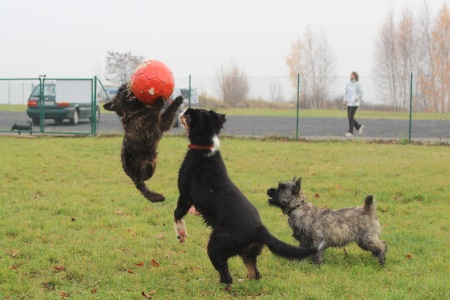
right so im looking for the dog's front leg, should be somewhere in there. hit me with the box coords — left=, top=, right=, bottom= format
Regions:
left=145, top=97, right=165, bottom=119
left=174, top=195, right=192, bottom=243
left=160, top=96, right=183, bottom=132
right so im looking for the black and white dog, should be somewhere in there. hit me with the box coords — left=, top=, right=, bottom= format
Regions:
left=173, top=109, right=318, bottom=291
left=11, top=121, right=32, bottom=135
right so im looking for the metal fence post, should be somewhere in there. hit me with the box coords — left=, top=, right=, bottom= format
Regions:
left=188, top=74, right=192, bottom=108
left=39, top=75, right=46, bottom=133
left=92, top=76, right=97, bottom=136
left=409, top=72, right=413, bottom=143
left=296, top=74, right=300, bottom=140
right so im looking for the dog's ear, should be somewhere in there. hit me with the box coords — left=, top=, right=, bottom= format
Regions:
left=293, top=177, right=302, bottom=195
left=209, top=110, right=226, bottom=133
left=218, top=112, right=226, bottom=125
left=103, top=101, right=116, bottom=111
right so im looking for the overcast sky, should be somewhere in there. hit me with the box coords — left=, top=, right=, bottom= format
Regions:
left=0, top=0, right=448, bottom=81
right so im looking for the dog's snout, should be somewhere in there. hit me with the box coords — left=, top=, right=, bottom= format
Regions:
left=267, top=188, right=276, bottom=197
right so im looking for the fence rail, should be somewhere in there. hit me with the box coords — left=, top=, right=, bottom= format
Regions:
left=0, top=76, right=449, bottom=142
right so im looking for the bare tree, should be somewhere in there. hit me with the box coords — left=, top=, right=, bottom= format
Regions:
left=375, top=2, right=449, bottom=113
left=217, top=62, right=249, bottom=107
left=374, top=7, right=399, bottom=108
left=269, top=81, right=285, bottom=102
left=395, top=7, right=418, bottom=109
left=105, top=51, right=145, bottom=84
left=430, top=4, right=450, bottom=113
left=414, top=1, right=433, bottom=111
left=286, top=26, right=335, bottom=109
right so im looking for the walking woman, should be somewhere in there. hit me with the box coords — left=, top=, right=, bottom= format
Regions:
left=343, top=71, right=364, bottom=137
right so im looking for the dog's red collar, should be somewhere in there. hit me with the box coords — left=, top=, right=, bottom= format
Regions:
left=188, top=144, right=215, bottom=150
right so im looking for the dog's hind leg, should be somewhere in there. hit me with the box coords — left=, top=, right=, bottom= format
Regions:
left=242, top=243, right=263, bottom=280
left=357, top=238, right=387, bottom=266
left=207, top=231, right=236, bottom=291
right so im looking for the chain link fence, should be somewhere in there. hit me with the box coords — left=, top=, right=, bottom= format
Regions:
left=1, top=76, right=449, bottom=142
left=0, top=77, right=103, bottom=135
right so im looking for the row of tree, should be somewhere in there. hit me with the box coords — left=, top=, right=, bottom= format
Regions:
left=374, top=3, right=449, bottom=112
left=104, top=52, right=249, bottom=107
left=104, top=3, right=448, bottom=112
left=286, top=3, right=449, bottom=112
left=286, top=26, right=334, bottom=109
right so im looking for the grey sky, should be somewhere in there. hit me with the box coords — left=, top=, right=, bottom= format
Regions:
left=1, top=0, right=448, bottom=80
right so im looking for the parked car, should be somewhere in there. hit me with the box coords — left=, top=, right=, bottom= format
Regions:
left=180, top=88, right=199, bottom=105
left=26, top=83, right=100, bottom=125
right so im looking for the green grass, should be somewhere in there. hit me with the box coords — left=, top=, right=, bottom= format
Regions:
left=0, top=136, right=449, bottom=299
left=2, top=103, right=450, bottom=120
left=0, top=104, right=28, bottom=112
left=216, top=108, right=450, bottom=120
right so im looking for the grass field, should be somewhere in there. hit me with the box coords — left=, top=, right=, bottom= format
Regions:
left=2, top=103, right=450, bottom=121
left=0, top=136, right=449, bottom=299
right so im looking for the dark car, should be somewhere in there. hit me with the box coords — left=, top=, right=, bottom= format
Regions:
left=26, top=83, right=100, bottom=125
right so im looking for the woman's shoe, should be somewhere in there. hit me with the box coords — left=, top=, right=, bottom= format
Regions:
left=358, top=125, right=365, bottom=135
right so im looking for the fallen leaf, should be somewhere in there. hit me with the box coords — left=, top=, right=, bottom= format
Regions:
left=10, top=250, right=19, bottom=257
left=9, top=265, right=17, bottom=270
left=314, top=193, right=320, bottom=198
left=71, top=217, right=76, bottom=222
left=115, top=248, right=128, bottom=252
left=142, top=290, right=156, bottom=299
left=135, top=262, right=144, bottom=267
left=60, top=291, right=70, bottom=298
left=127, top=269, right=134, bottom=273
left=150, top=259, right=160, bottom=267
left=406, top=254, right=412, bottom=259
left=54, top=265, right=66, bottom=271
left=91, top=288, right=97, bottom=294
left=115, top=211, right=130, bottom=217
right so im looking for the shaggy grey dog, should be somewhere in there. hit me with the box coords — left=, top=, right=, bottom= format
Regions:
left=267, top=177, right=387, bottom=266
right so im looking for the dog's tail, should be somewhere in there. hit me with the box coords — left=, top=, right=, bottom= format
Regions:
left=259, top=226, right=317, bottom=260
left=134, top=182, right=165, bottom=203
left=363, top=195, right=376, bottom=218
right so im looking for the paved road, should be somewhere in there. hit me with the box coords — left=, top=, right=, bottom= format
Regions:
left=1, top=111, right=449, bottom=140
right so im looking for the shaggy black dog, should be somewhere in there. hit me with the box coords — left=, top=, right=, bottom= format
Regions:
left=173, top=109, right=318, bottom=291
left=11, top=121, right=32, bottom=134
left=103, top=83, right=183, bottom=202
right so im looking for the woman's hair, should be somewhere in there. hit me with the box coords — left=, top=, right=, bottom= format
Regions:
left=352, top=71, right=359, bottom=81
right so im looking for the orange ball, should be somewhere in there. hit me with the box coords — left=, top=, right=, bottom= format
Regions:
left=130, top=60, right=174, bottom=105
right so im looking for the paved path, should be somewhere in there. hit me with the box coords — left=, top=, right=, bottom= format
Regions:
left=1, top=112, right=449, bottom=140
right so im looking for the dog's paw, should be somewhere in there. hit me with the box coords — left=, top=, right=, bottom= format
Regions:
left=174, top=219, right=188, bottom=243
left=173, top=96, right=184, bottom=107
left=154, top=97, right=165, bottom=108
